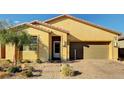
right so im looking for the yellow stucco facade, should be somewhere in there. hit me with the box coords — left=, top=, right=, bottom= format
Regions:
left=47, top=17, right=119, bottom=60
left=0, top=15, right=120, bottom=61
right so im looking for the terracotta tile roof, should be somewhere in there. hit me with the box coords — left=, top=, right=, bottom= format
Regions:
left=11, top=21, right=69, bottom=34
left=44, top=14, right=121, bottom=35
left=11, top=22, right=52, bottom=33
left=25, top=23, right=52, bottom=33
left=30, top=20, right=70, bottom=34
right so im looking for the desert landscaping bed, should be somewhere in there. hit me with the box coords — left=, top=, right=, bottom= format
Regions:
left=1, top=60, right=124, bottom=79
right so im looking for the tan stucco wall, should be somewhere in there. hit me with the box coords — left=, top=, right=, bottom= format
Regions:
left=3, top=27, right=49, bottom=61
left=38, top=25, right=68, bottom=61
left=22, top=27, right=49, bottom=61
left=6, top=44, right=15, bottom=60
left=48, top=17, right=119, bottom=60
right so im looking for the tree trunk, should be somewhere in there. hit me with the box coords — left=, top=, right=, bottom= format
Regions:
left=17, top=47, right=20, bottom=62
left=13, top=45, right=17, bottom=66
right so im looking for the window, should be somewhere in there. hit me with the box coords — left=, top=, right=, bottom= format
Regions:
left=21, top=36, right=38, bottom=51
left=29, top=36, right=38, bottom=51
left=31, top=36, right=37, bottom=44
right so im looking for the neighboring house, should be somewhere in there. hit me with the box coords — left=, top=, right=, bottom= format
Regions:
left=0, top=15, right=121, bottom=61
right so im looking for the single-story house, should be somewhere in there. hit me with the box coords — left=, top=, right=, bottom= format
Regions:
left=0, top=15, right=121, bottom=61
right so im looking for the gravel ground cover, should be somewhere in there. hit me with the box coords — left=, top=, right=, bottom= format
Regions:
left=4, top=60, right=124, bottom=79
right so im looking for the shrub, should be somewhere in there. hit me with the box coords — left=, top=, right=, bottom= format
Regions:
left=26, top=71, right=33, bottom=77
left=22, top=60, right=31, bottom=63
left=7, top=66, right=22, bottom=73
left=6, top=59, right=12, bottom=63
left=60, top=64, right=74, bottom=77
left=28, top=66, right=34, bottom=71
left=36, top=59, right=43, bottom=64
left=0, top=72, right=11, bottom=79
left=21, top=70, right=33, bottom=77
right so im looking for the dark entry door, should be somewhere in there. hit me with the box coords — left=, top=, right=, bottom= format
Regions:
left=1, top=45, right=5, bottom=58
left=70, top=43, right=83, bottom=60
left=53, top=41, right=60, bottom=59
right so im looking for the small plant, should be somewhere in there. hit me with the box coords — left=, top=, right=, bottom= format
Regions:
left=6, top=59, right=12, bottom=63
left=28, top=66, right=34, bottom=71
left=22, top=60, right=31, bottom=63
left=26, top=71, right=33, bottom=77
left=21, top=70, right=33, bottom=77
left=36, top=59, right=43, bottom=64
left=7, top=66, right=22, bottom=73
left=60, top=64, right=74, bottom=77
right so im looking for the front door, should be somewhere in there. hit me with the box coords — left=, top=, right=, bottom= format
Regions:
left=53, top=41, right=60, bottom=59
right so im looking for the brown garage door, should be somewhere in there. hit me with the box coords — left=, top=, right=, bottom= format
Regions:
left=70, top=42, right=109, bottom=60
left=83, top=42, right=109, bottom=59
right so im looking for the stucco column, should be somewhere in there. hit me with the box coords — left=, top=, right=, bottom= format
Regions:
left=61, top=34, right=68, bottom=61
left=110, top=37, right=118, bottom=61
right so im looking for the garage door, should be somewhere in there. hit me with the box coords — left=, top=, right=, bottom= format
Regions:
left=83, top=42, right=109, bottom=59
left=70, top=42, right=109, bottom=60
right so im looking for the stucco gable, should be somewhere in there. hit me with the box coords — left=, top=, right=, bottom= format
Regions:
left=44, top=14, right=121, bottom=35
left=30, top=20, right=69, bottom=34
left=11, top=20, right=69, bottom=34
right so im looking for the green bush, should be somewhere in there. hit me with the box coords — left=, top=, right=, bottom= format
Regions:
left=28, top=66, right=34, bottom=71
left=26, top=71, right=33, bottom=77
left=60, top=64, right=74, bottom=77
left=7, top=66, right=22, bottom=73
left=36, top=59, right=43, bottom=64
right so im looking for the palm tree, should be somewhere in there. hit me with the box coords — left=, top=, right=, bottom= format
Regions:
left=0, top=20, right=31, bottom=65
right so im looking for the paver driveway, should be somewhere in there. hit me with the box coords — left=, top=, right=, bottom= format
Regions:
left=11, top=60, right=124, bottom=79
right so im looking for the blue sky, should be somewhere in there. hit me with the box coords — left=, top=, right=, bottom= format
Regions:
left=0, top=14, right=124, bottom=33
